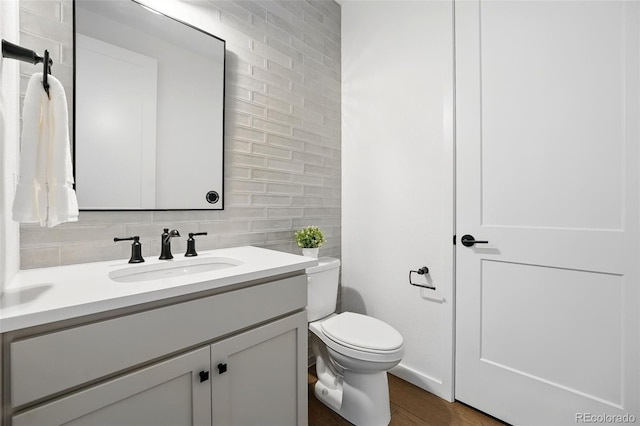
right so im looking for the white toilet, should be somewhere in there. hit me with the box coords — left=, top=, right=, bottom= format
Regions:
left=306, top=257, right=404, bottom=426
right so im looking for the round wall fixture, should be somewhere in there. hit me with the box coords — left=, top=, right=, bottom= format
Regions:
left=205, top=191, right=220, bottom=204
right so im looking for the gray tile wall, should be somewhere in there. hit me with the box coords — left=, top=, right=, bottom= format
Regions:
left=18, top=0, right=341, bottom=268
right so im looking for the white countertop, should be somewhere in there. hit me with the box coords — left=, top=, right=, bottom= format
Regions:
left=0, top=246, right=317, bottom=333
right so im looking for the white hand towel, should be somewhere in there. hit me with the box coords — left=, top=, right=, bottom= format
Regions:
left=12, top=72, right=79, bottom=227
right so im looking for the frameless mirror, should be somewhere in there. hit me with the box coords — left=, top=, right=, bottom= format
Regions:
left=74, top=0, right=225, bottom=210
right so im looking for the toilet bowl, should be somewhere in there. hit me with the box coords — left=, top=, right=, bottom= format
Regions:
left=306, top=258, right=404, bottom=426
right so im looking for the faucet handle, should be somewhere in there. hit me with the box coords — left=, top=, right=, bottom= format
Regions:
left=185, top=232, right=208, bottom=257
left=163, top=228, right=181, bottom=237
left=114, top=236, right=145, bottom=264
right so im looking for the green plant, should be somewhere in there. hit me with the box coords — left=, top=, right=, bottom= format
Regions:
left=294, top=226, right=326, bottom=248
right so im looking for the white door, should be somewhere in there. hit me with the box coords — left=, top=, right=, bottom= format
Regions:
left=75, top=33, right=158, bottom=209
left=455, top=1, right=640, bottom=425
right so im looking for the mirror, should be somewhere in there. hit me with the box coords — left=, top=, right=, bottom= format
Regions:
left=74, top=0, right=225, bottom=210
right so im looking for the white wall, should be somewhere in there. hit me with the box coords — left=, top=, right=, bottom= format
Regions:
left=341, top=0, right=455, bottom=400
left=0, top=0, right=21, bottom=296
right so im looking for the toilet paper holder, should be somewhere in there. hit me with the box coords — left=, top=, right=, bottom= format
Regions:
left=409, top=266, right=435, bottom=290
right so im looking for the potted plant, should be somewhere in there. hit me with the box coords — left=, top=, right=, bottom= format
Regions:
left=294, top=226, right=326, bottom=258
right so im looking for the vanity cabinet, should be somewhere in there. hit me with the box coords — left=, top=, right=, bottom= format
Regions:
left=2, top=273, right=309, bottom=426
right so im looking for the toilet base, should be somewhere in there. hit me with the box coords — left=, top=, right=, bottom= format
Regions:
left=314, top=379, right=342, bottom=413
left=314, top=370, right=392, bottom=426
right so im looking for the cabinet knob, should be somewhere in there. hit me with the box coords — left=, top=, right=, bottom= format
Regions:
left=217, top=363, right=227, bottom=374
left=199, top=370, right=209, bottom=382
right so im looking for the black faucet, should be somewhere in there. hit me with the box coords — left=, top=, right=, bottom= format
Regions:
left=185, top=232, right=208, bottom=257
left=159, top=228, right=180, bottom=260
left=114, top=236, right=144, bottom=263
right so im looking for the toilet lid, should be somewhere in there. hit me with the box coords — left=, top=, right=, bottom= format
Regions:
left=320, top=312, right=403, bottom=352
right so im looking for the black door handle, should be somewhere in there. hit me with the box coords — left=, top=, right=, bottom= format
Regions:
left=460, top=234, right=489, bottom=247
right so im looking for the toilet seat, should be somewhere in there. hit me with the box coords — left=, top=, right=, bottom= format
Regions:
left=321, top=312, right=404, bottom=353
left=310, top=313, right=404, bottom=363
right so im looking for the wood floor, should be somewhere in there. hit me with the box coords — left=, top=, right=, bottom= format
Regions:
left=308, top=367, right=506, bottom=426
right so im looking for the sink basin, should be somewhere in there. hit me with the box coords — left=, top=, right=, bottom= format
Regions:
left=109, top=257, right=243, bottom=283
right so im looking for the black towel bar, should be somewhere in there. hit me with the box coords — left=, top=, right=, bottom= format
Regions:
left=1, top=39, right=53, bottom=98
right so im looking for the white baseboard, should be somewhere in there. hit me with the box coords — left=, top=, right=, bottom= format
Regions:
left=390, top=363, right=454, bottom=403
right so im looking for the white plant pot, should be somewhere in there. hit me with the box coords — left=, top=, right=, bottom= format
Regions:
left=302, top=248, right=319, bottom=258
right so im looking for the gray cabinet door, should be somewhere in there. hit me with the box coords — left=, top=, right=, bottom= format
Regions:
left=210, top=312, right=308, bottom=426
left=13, top=347, right=211, bottom=426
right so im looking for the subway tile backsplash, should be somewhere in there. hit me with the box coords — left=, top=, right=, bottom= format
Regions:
left=18, top=0, right=341, bottom=269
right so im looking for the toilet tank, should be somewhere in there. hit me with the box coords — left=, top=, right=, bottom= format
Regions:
left=306, top=257, right=341, bottom=322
